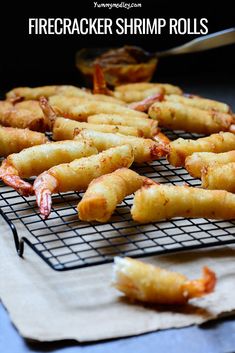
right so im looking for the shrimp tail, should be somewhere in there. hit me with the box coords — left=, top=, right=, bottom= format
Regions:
left=183, top=266, right=216, bottom=299
left=153, top=131, right=171, bottom=155
left=39, top=96, right=57, bottom=130
left=39, top=189, right=52, bottom=218
left=150, top=131, right=170, bottom=157
left=129, top=93, right=164, bottom=112
left=93, top=63, right=113, bottom=96
left=33, top=172, right=58, bottom=218
left=0, top=161, right=33, bottom=196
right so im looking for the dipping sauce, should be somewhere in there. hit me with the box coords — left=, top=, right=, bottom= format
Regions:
left=76, top=46, right=158, bottom=86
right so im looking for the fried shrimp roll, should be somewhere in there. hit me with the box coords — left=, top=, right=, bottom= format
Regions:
left=88, top=114, right=159, bottom=138
left=114, top=82, right=182, bottom=103
left=113, top=257, right=216, bottom=305
left=201, top=162, right=235, bottom=192
left=166, top=94, right=231, bottom=113
left=168, top=132, right=235, bottom=167
left=185, top=151, right=235, bottom=178
left=0, top=100, right=49, bottom=131
left=34, top=145, right=134, bottom=218
left=6, top=85, right=82, bottom=100
left=0, top=140, right=97, bottom=196
left=0, top=126, right=48, bottom=157
left=52, top=117, right=142, bottom=140
left=131, top=183, right=235, bottom=222
left=128, top=93, right=164, bottom=112
left=7, top=85, right=125, bottom=105
left=78, top=168, right=144, bottom=222
left=75, top=129, right=169, bottom=163
left=48, top=96, right=147, bottom=121
left=149, top=101, right=234, bottom=134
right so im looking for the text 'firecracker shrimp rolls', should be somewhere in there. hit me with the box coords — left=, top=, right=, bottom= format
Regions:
left=52, top=117, right=142, bottom=140
left=168, top=132, right=235, bottom=167
left=165, top=94, right=231, bottom=113
left=33, top=145, right=134, bottom=218
left=0, top=140, right=97, bottom=196
left=113, top=257, right=216, bottom=305
left=75, top=129, right=169, bottom=163
left=185, top=151, right=235, bottom=178
left=0, top=126, right=48, bottom=157
left=131, top=183, right=235, bottom=222
left=48, top=95, right=147, bottom=122
left=88, top=114, right=159, bottom=138
left=0, top=100, right=49, bottom=131
left=201, top=162, right=235, bottom=193
left=78, top=168, right=144, bottom=222
left=148, top=101, right=234, bottom=134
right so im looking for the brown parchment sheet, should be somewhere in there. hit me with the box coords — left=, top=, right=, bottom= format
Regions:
left=1, top=216, right=235, bottom=343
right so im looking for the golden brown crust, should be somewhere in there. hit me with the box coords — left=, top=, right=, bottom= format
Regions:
left=114, top=82, right=182, bottom=103
left=52, top=117, right=142, bottom=140
left=149, top=101, right=234, bottom=134
left=113, top=257, right=216, bottom=305
left=88, top=114, right=158, bottom=138
left=0, top=126, right=48, bottom=157
left=78, top=168, right=144, bottom=222
left=168, top=132, right=235, bottom=167
left=185, top=150, right=235, bottom=178
left=131, top=183, right=235, bottom=222
left=75, top=129, right=169, bottom=163
left=48, top=96, right=147, bottom=121
left=0, top=100, right=49, bottom=131
left=166, top=94, right=231, bottom=113
left=201, top=162, right=235, bottom=192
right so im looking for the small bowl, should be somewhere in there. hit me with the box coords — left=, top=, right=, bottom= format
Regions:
left=76, top=47, right=158, bottom=87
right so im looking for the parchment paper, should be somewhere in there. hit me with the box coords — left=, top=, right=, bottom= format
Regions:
left=1, top=216, right=235, bottom=343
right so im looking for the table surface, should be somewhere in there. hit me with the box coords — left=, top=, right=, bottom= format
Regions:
left=1, top=303, right=235, bottom=353
left=1, top=76, right=235, bottom=353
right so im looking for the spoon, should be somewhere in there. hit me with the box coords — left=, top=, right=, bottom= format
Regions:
left=155, top=27, right=235, bottom=57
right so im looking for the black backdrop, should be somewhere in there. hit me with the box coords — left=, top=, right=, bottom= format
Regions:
left=0, top=0, right=234, bottom=90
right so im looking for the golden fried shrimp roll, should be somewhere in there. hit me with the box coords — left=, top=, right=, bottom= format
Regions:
left=131, top=183, right=235, bottom=222
left=128, top=93, right=164, bottom=112
left=34, top=145, right=134, bottom=218
left=7, top=85, right=125, bottom=105
left=6, top=85, right=82, bottom=100
left=149, top=101, right=234, bottom=134
left=0, top=140, right=97, bottom=196
left=84, top=94, right=125, bottom=105
left=168, top=132, right=235, bottom=167
left=0, top=100, right=49, bottom=131
left=88, top=114, right=159, bottom=138
left=115, top=82, right=183, bottom=94
left=201, top=162, right=235, bottom=192
left=52, top=117, right=141, bottom=141
left=48, top=96, right=147, bottom=121
left=114, top=82, right=182, bottom=103
left=78, top=168, right=144, bottom=222
left=185, top=151, right=235, bottom=178
left=76, top=129, right=168, bottom=163
left=166, top=94, right=231, bottom=113
left=0, top=126, right=48, bottom=157
left=114, top=89, right=163, bottom=104
left=113, top=257, right=216, bottom=305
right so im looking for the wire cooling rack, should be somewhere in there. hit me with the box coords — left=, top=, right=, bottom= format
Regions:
left=1, top=130, right=235, bottom=271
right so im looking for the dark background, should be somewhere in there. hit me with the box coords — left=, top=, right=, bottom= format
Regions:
left=0, top=0, right=234, bottom=93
